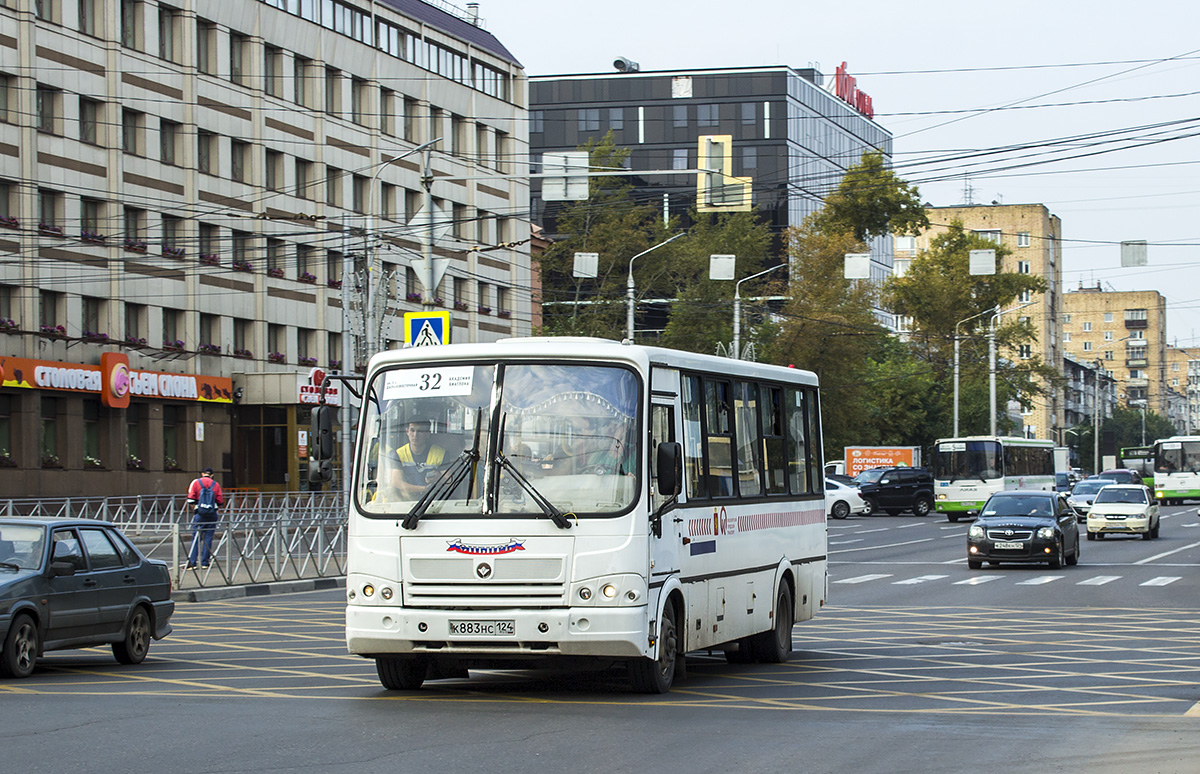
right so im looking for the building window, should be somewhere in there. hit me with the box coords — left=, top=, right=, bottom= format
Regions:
left=351, top=78, right=368, bottom=125
left=162, top=214, right=181, bottom=256
left=325, top=166, right=342, bottom=207
left=608, top=108, right=623, bottom=132
left=672, top=148, right=688, bottom=170
left=1082, top=321, right=1092, bottom=332
left=381, top=183, right=396, bottom=220
left=1083, top=341, right=1093, bottom=352
left=199, top=313, right=218, bottom=348
left=1104, top=330, right=1113, bottom=341
left=497, top=287, right=509, bottom=316
left=82, top=296, right=102, bottom=338
left=41, top=398, right=59, bottom=468
left=122, top=109, right=143, bottom=154
left=162, top=405, right=179, bottom=470
left=233, top=318, right=251, bottom=354
left=266, top=238, right=283, bottom=274
left=123, top=206, right=144, bottom=246
left=231, top=140, right=249, bottom=182
left=577, top=108, right=599, bottom=132
left=79, top=0, right=98, bottom=37
left=197, top=130, right=215, bottom=175
left=324, top=67, right=340, bottom=115
left=328, top=332, right=341, bottom=367
left=231, top=230, right=251, bottom=270
left=158, top=4, right=178, bottom=62
left=34, top=0, right=61, bottom=23
left=1063, top=332, right=1071, bottom=343
left=741, top=145, right=757, bottom=172
left=1017, top=231, right=1031, bottom=247
left=673, top=104, right=687, bottom=128
left=402, top=95, right=417, bottom=141
left=120, top=0, right=142, bottom=50
left=293, top=56, right=312, bottom=106
left=296, top=243, right=312, bottom=280
left=0, top=74, right=12, bottom=123
left=79, top=98, right=101, bottom=144
left=1017, top=260, right=1030, bottom=274
left=1125, top=308, right=1148, bottom=321
left=0, top=394, right=12, bottom=464
left=975, top=229, right=1001, bottom=243
left=1104, top=312, right=1113, bottom=322
left=265, top=150, right=282, bottom=191
left=36, top=85, right=59, bottom=134
left=1063, top=314, right=1071, bottom=324
left=697, top=103, right=718, bottom=127
left=196, top=19, right=216, bottom=75
left=352, top=175, right=368, bottom=214
left=125, top=302, right=144, bottom=342
left=741, top=102, right=755, bottom=125
left=380, top=88, right=395, bottom=135
left=326, top=250, right=342, bottom=285
left=268, top=323, right=285, bottom=360
left=198, top=222, right=218, bottom=261
left=296, top=159, right=312, bottom=199
left=229, top=32, right=248, bottom=85
left=1018, top=344, right=1031, bottom=360
left=263, top=45, right=282, bottom=97
left=38, top=189, right=62, bottom=233
left=160, top=119, right=179, bottom=165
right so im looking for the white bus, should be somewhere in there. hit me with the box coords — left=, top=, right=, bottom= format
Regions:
left=1152, top=436, right=1200, bottom=505
left=345, top=338, right=827, bottom=693
left=932, top=436, right=1056, bottom=521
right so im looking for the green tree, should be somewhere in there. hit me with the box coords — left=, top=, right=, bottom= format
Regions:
left=811, top=150, right=930, bottom=241
left=1068, top=406, right=1178, bottom=472
left=536, top=132, right=670, bottom=339
left=659, top=209, right=774, bottom=355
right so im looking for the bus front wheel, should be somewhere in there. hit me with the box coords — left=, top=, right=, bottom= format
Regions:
left=629, top=602, right=678, bottom=694
left=376, top=656, right=428, bottom=690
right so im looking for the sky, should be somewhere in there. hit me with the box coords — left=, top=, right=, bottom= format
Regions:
left=482, top=0, right=1200, bottom=345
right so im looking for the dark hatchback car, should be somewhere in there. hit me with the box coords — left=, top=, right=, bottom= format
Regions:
left=853, top=467, right=935, bottom=516
left=0, top=518, right=174, bottom=678
left=966, top=490, right=1081, bottom=570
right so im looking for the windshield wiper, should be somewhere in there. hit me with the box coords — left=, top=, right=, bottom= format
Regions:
left=402, top=411, right=483, bottom=530
left=496, top=451, right=572, bottom=529
left=0, top=561, right=20, bottom=570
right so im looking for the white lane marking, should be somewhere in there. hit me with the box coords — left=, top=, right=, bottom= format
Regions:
left=892, top=574, right=949, bottom=585
left=830, top=538, right=934, bottom=554
left=1140, top=576, right=1181, bottom=587
left=953, top=575, right=1003, bottom=585
left=1016, top=576, right=1064, bottom=586
left=1134, top=540, right=1200, bottom=565
left=833, top=574, right=893, bottom=584
left=851, top=528, right=890, bottom=535
left=1181, top=523, right=1200, bottom=529
left=829, top=539, right=864, bottom=545
left=1077, top=575, right=1122, bottom=586
left=896, top=523, right=925, bottom=529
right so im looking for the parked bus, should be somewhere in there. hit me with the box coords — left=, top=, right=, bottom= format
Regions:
left=1119, top=446, right=1155, bottom=488
left=345, top=338, right=828, bottom=693
left=932, top=436, right=1056, bottom=521
left=1152, top=436, right=1200, bottom=505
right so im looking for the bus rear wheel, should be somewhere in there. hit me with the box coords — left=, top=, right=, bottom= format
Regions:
left=376, top=656, right=428, bottom=690
left=751, top=584, right=793, bottom=663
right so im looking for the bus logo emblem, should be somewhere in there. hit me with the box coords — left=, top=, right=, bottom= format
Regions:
left=476, top=562, right=493, bottom=579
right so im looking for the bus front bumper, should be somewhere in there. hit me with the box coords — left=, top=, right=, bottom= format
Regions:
left=346, top=605, right=650, bottom=659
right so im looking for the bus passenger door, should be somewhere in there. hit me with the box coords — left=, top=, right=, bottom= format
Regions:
left=650, top=401, right=683, bottom=565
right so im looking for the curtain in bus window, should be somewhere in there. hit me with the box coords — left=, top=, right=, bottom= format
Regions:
left=785, top=388, right=808, bottom=494
left=705, top=380, right=734, bottom=497
left=682, top=376, right=705, bottom=499
left=735, top=381, right=762, bottom=497
left=805, top=387, right=821, bottom=493
left=761, top=386, right=787, bottom=494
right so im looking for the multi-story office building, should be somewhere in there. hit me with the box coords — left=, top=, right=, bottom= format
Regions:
left=528, top=64, right=894, bottom=286
left=907, top=204, right=1064, bottom=442
left=1061, top=286, right=1173, bottom=427
left=0, top=0, right=528, bottom=496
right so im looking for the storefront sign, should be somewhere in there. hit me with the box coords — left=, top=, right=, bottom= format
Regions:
left=297, top=367, right=341, bottom=406
left=834, top=62, right=874, bottom=119
left=0, top=355, right=233, bottom=403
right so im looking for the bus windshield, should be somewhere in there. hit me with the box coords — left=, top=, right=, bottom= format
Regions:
left=934, top=440, right=1002, bottom=482
left=1155, top=440, right=1200, bottom=474
left=357, top=361, right=641, bottom=518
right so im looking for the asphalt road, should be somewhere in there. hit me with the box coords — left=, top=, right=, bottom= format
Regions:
left=4, top=504, right=1200, bottom=774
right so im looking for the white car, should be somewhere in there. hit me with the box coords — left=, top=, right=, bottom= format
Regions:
left=1086, top=484, right=1160, bottom=540
left=825, top=478, right=867, bottom=520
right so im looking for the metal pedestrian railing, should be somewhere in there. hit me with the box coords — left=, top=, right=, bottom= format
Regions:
left=1, top=491, right=348, bottom=591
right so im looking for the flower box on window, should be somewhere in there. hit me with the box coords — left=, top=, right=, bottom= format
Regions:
left=123, top=238, right=148, bottom=252
left=198, top=343, right=222, bottom=355
left=124, top=335, right=148, bottom=347
left=126, top=455, right=145, bottom=471
left=0, top=318, right=18, bottom=333
left=453, top=301, right=470, bottom=312
left=41, top=454, right=61, bottom=468
left=233, top=348, right=253, bottom=359
left=0, top=216, right=19, bottom=229
left=199, top=253, right=220, bottom=266
left=163, top=246, right=186, bottom=258
left=298, top=356, right=318, bottom=367
left=268, top=266, right=285, bottom=278
left=268, top=351, right=286, bottom=364
left=0, top=451, right=16, bottom=468
left=298, top=271, right=317, bottom=284
left=39, top=324, right=67, bottom=338
left=163, top=339, right=185, bottom=351
left=163, top=456, right=180, bottom=471
left=432, top=297, right=445, bottom=307
left=327, top=279, right=342, bottom=289
left=82, top=331, right=110, bottom=342
left=84, top=455, right=103, bottom=469
left=232, top=259, right=252, bottom=272
left=477, top=306, right=492, bottom=315
left=329, top=359, right=342, bottom=370
left=80, top=230, right=106, bottom=244
left=405, top=292, right=423, bottom=302
left=497, top=310, right=511, bottom=319
left=39, top=223, right=65, bottom=237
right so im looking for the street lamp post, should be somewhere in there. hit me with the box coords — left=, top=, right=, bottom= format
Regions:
left=732, top=264, right=786, bottom=360
left=953, top=306, right=998, bottom=437
left=626, top=233, right=684, bottom=341
left=987, top=301, right=1036, bottom=436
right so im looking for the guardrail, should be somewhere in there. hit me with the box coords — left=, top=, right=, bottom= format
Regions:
left=0, top=492, right=348, bottom=590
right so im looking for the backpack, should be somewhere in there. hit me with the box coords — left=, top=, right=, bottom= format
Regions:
left=196, top=479, right=218, bottom=514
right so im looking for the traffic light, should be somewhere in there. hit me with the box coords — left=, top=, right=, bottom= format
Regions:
left=309, top=404, right=336, bottom=483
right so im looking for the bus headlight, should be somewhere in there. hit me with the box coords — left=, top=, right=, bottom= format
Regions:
left=602, top=584, right=618, bottom=599
left=573, top=575, right=645, bottom=606
left=937, top=493, right=946, bottom=501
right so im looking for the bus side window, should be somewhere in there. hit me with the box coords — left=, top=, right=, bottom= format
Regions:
left=650, top=404, right=675, bottom=508
left=785, top=387, right=809, bottom=495
left=682, top=375, right=705, bottom=499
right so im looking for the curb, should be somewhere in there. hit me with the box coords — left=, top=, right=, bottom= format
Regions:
left=173, top=576, right=345, bottom=603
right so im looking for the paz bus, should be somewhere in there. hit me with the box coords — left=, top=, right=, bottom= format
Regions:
left=932, top=436, right=1056, bottom=521
left=345, top=338, right=828, bottom=693
left=1152, top=436, right=1200, bottom=505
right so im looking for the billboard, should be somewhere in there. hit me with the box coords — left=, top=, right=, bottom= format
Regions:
left=844, top=446, right=921, bottom=478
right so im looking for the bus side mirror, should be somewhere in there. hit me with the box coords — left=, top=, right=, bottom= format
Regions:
left=656, top=442, right=683, bottom=497
left=309, top=405, right=337, bottom=483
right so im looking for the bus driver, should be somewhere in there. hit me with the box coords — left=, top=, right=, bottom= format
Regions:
left=388, top=418, right=448, bottom=499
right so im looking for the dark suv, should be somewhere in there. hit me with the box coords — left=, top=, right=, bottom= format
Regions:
left=853, top=467, right=935, bottom=516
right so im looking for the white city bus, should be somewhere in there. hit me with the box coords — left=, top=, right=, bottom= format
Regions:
left=1152, top=436, right=1200, bottom=505
left=345, top=338, right=827, bottom=693
left=933, top=436, right=1056, bottom=521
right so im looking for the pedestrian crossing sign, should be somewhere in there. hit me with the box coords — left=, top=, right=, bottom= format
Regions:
left=404, top=311, right=451, bottom=347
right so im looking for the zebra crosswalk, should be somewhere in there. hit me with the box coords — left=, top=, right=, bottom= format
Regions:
left=832, top=572, right=1183, bottom=588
